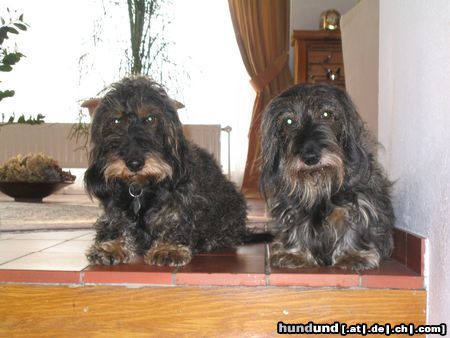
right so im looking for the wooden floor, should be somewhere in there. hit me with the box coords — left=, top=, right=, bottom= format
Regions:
left=0, top=285, right=426, bottom=337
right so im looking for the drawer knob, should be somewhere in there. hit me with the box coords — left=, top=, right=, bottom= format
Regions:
left=323, top=54, right=332, bottom=63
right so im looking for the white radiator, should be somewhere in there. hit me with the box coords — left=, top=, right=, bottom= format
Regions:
left=0, top=123, right=222, bottom=168
left=182, top=124, right=221, bottom=164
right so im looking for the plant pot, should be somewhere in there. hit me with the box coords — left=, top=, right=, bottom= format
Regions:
left=0, top=181, right=74, bottom=203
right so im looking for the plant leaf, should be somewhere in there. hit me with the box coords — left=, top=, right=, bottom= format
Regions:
left=2, top=52, right=23, bottom=66
left=14, top=23, right=27, bottom=31
left=6, top=27, right=19, bottom=34
left=0, top=26, right=9, bottom=44
left=0, top=89, right=15, bottom=101
left=0, top=64, right=13, bottom=72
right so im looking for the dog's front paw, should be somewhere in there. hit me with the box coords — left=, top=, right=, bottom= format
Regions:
left=270, top=250, right=318, bottom=268
left=86, top=239, right=133, bottom=265
left=144, top=242, right=192, bottom=267
left=333, top=249, right=380, bottom=271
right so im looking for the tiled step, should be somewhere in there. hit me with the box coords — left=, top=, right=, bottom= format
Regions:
left=0, top=229, right=424, bottom=289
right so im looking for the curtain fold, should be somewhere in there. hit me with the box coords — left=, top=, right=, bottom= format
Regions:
left=228, top=0, right=292, bottom=198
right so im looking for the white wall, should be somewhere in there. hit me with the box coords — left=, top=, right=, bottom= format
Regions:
left=290, top=0, right=357, bottom=30
left=340, top=0, right=379, bottom=136
left=379, top=0, right=450, bottom=324
left=289, top=0, right=357, bottom=70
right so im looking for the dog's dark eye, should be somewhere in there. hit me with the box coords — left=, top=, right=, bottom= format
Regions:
left=285, top=118, right=294, bottom=126
left=112, top=117, right=121, bottom=125
left=320, top=111, right=333, bottom=120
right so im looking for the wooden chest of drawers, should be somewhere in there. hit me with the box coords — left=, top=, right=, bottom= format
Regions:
left=292, top=30, right=345, bottom=88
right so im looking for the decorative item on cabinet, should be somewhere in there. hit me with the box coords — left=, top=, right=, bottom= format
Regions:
left=291, top=30, right=345, bottom=88
left=320, top=9, right=341, bottom=30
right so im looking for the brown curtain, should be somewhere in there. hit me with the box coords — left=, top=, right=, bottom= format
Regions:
left=228, top=0, right=293, bottom=199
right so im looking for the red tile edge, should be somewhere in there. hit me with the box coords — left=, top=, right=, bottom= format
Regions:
left=0, top=269, right=81, bottom=284
left=406, top=233, right=425, bottom=276
left=175, top=273, right=266, bottom=286
left=392, top=228, right=426, bottom=276
left=269, top=273, right=359, bottom=287
left=82, top=271, right=173, bottom=285
left=361, top=275, right=424, bottom=289
left=392, top=228, right=407, bottom=265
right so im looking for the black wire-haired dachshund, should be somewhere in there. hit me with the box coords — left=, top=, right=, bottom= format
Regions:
left=85, top=76, right=247, bottom=266
left=261, top=83, right=394, bottom=270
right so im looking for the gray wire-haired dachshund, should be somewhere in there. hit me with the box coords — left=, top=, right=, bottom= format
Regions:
left=85, top=76, right=248, bottom=266
left=261, top=83, right=394, bottom=270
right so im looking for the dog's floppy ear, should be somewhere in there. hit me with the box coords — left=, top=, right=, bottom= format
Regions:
left=84, top=164, right=111, bottom=202
left=171, top=99, right=184, bottom=110
left=260, top=103, right=282, bottom=197
left=168, top=124, right=188, bottom=180
left=337, top=90, right=372, bottom=183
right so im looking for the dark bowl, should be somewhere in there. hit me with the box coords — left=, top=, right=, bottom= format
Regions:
left=0, top=181, right=74, bottom=203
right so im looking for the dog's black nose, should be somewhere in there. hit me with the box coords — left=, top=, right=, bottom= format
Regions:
left=302, top=152, right=320, bottom=166
left=126, top=159, right=144, bottom=172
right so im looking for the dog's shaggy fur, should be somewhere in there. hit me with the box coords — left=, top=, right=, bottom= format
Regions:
left=261, top=84, right=394, bottom=270
left=85, top=76, right=247, bottom=266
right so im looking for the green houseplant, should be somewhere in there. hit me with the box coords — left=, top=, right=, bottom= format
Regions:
left=0, top=9, right=28, bottom=102
left=0, top=10, right=45, bottom=129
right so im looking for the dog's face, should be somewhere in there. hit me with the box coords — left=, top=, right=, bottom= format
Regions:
left=261, top=84, right=368, bottom=208
left=87, top=77, right=186, bottom=191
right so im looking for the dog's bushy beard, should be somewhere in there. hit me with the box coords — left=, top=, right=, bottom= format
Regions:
left=263, top=123, right=345, bottom=213
left=262, top=122, right=349, bottom=264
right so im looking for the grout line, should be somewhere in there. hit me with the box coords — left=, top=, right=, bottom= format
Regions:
left=264, top=243, right=271, bottom=286
left=171, top=271, right=177, bottom=285
left=70, top=232, right=95, bottom=241
left=0, top=251, right=40, bottom=266
left=0, top=237, right=75, bottom=266
left=0, top=236, right=91, bottom=270
left=36, top=236, right=90, bottom=253
left=79, top=270, right=85, bottom=284
left=264, top=243, right=271, bottom=275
